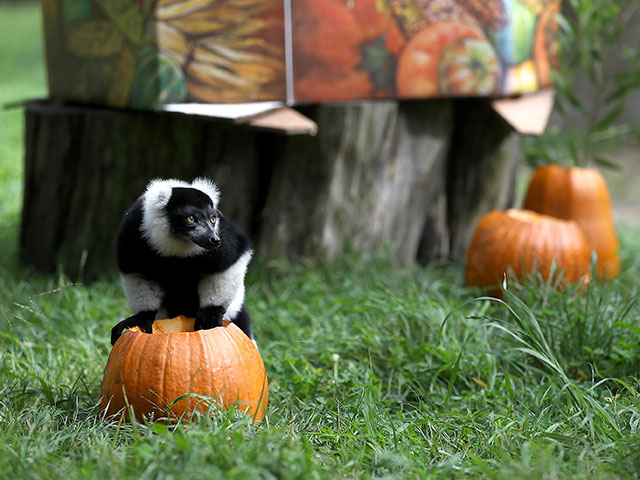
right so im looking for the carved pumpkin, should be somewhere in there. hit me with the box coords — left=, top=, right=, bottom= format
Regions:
left=99, top=316, right=268, bottom=422
left=523, top=165, right=620, bottom=278
left=465, top=209, right=592, bottom=295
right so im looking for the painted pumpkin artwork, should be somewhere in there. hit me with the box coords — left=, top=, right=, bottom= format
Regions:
left=396, top=22, right=500, bottom=98
left=43, top=0, right=287, bottom=107
left=524, top=165, right=620, bottom=279
left=291, top=0, right=560, bottom=103
left=465, top=209, right=592, bottom=296
left=44, top=0, right=560, bottom=107
left=292, top=0, right=372, bottom=102
left=532, top=0, right=560, bottom=87
left=100, top=316, right=268, bottom=423
left=155, top=0, right=286, bottom=104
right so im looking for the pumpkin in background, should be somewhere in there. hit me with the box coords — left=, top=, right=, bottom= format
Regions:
left=523, top=164, right=620, bottom=278
left=465, top=209, right=592, bottom=296
left=99, top=316, right=268, bottom=422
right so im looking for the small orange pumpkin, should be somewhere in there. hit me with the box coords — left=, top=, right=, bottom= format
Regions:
left=465, top=209, right=592, bottom=296
left=523, top=165, right=620, bottom=278
left=99, top=316, right=268, bottom=422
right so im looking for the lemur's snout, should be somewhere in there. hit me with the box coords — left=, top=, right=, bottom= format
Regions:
left=190, top=229, right=220, bottom=250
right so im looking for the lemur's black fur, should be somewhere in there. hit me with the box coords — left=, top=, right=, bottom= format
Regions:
left=110, top=178, right=253, bottom=346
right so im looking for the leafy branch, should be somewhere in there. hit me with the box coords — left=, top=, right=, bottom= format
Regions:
left=525, top=0, right=640, bottom=168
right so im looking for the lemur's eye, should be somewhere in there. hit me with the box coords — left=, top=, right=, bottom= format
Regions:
left=210, top=217, right=217, bottom=225
left=186, top=216, right=195, bottom=224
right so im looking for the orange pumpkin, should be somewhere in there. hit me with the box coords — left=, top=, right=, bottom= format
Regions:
left=99, top=316, right=268, bottom=422
left=523, top=165, right=620, bottom=278
left=465, top=209, right=592, bottom=296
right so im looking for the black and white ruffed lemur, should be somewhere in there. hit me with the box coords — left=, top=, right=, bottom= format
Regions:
left=110, top=178, right=253, bottom=346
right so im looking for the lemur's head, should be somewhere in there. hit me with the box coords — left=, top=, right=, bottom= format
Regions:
left=141, top=178, right=221, bottom=257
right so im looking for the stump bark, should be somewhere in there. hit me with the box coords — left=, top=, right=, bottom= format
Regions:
left=444, top=99, right=522, bottom=260
left=21, top=99, right=520, bottom=279
left=258, top=100, right=453, bottom=264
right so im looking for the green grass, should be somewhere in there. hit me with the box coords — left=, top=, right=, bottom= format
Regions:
left=0, top=2, right=46, bottom=253
left=1, top=4, right=640, bottom=479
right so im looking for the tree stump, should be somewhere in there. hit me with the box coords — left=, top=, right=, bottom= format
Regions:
left=258, top=100, right=453, bottom=265
left=21, top=99, right=520, bottom=279
left=445, top=99, right=522, bottom=260
left=21, top=102, right=268, bottom=278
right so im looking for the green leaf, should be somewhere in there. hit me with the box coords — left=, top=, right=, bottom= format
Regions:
left=592, top=157, right=622, bottom=171
left=594, top=104, right=623, bottom=132
left=151, top=423, right=169, bottom=435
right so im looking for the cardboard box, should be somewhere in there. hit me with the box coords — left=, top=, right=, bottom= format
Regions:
left=41, top=0, right=560, bottom=131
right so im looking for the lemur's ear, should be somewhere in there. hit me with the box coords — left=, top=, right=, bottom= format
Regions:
left=192, top=177, right=220, bottom=208
left=155, top=187, right=172, bottom=208
left=145, top=179, right=175, bottom=209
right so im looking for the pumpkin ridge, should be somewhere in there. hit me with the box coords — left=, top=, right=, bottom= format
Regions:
left=523, top=221, right=536, bottom=279
left=554, top=225, right=567, bottom=281
left=561, top=224, right=575, bottom=281
left=212, top=329, right=229, bottom=411
left=501, top=214, right=521, bottom=282
left=477, top=216, right=502, bottom=288
left=567, top=167, right=580, bottom=221
left=514, top=217, right=532, bottom=280
left=536, top=220, right=551, bottom=277
left=194, top=330, right=212, bottom=413
left=543, top=221, right=558, bottom=280
left=118, top=331, right=140, bottom=415
left=217, top=328, right=233, bottom=411
left=533, top=221, right=546, bottom=277
left=135, top=332, right=155, bottom=415
left=159, top=332, right=170, bottom=415
left=558, top=166, right=572, bottom=218
left=182, top=330, right=193, bottom=412
left=229, top=326, right=249, bottom=413
left=557, top=223, right=570, bottom=282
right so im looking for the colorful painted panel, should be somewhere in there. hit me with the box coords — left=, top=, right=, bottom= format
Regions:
left=42, top=0, right=286, bottom=108
left=42, top=0, right=558, bottom=108
left=155, top=0, right=286, bottom=105
left=291, top=0, right=559, bottom=104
